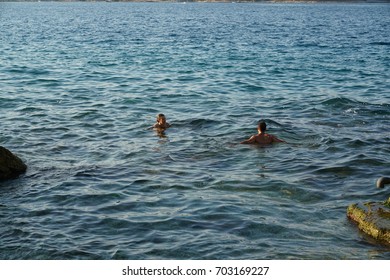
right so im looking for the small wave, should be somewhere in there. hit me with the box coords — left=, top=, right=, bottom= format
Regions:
left=319, top=97, right=389, bottom=118
left=174, top=118, right=222, bottom=129
left=17, top=106, right=47, bottom=113
left=320, top=97, right=358, bottom=109
left=320, top=97, right=388, bottom=111
left=369, top=42, right=390, bottom=46
left=5, top=66, right=50, bottom=76
left=314, top=165, right=357, bottom=177
left=347, top=157, right=388, bottom=168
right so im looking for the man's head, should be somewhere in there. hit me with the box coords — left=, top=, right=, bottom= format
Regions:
left=257, top=121, right=267, bottom=133
left=157, top=114, right=166, bottom=124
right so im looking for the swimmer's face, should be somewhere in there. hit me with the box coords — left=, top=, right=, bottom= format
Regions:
left=157, top=116, right=166, bottom=124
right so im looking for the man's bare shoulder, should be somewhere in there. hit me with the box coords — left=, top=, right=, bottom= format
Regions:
left=270, top=134, right=285, bottom=143
left=240, top=134, right=256, bottom=144
left=154, top=123, right=171, bottom=129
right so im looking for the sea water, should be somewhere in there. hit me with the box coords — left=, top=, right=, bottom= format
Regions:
left=0, top=2, right=389, bottom=259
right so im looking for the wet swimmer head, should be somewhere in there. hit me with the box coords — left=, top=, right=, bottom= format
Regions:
left=241, top=121, right=286, bottom=145
left=153, top=113, right=171, bottom=130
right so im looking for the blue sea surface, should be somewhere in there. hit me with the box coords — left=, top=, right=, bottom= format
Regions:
left=0, top=2, right=389, bottom=259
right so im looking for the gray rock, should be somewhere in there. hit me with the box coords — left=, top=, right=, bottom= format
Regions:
left=0, top=146, right=27, bottom=180
left=377, top=177, right=390, bottom=189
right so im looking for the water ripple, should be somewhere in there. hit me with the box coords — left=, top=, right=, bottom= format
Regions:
left=1, top=2, right=389, bottom=260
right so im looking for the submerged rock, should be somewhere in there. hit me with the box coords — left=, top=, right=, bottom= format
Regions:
left=347, top=180, right=390, bottom=245
left=0, top=146, right=27, bottom=180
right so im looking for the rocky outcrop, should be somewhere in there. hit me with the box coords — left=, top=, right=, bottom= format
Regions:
left=347, top=178, right=390, bottom=246
left=347, top=201, right=390, bottom=245
left=0, top=146, right=27, bottom=180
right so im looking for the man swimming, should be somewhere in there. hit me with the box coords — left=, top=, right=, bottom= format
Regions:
left=153, top=113, right=171, bottom=130
left=241, top=121, right=285, bottom=145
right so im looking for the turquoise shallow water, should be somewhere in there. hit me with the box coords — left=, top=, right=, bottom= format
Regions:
left=0, top=2, right=389, bottom=259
